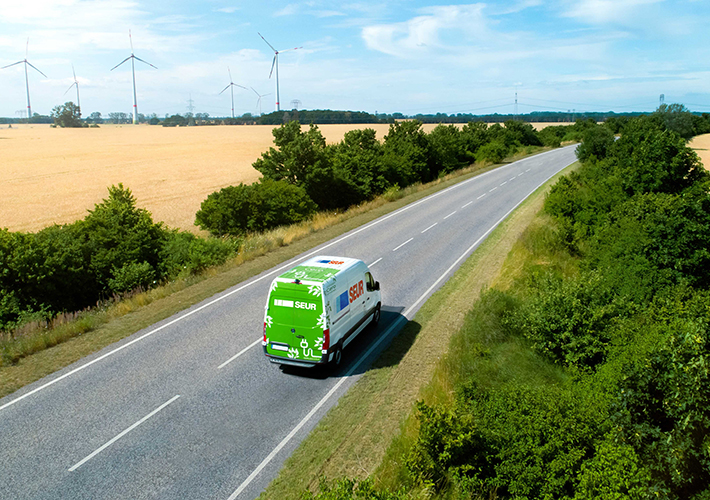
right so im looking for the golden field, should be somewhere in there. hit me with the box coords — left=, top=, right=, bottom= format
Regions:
left=0, top=122, right=569, bottom=234
left=689, top=133, right=710, bottom=170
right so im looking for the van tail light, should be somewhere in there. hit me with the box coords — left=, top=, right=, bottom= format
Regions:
left=322, top=328, right=330, bottom=353
left=262, top=322, right=267, bottom=344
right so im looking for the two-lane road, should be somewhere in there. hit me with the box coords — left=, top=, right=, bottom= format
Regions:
left=0, top=146, right=577, bottom=499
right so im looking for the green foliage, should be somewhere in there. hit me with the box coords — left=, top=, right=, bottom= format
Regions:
left=300, top=477, right=407, bottom=500
left=475, top=140, right=508, bottom=163
left=652, top=103, right=696, bottom=140
left=427, top=124, right=470, bottom=174
left=195, top=178, right=317, bottom=236
left=107, top=261, right=155, bottom=294
left=576, top=125, right=615, bottom=162
left=51, top=101, right=82, bottom=128
left=381, top=120, right=435, bottom=186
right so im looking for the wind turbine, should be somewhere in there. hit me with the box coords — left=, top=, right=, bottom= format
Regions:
left=250, top=87, right=271, bottom=116
left=258, top=33, right=301, bottom=112
left=1, top=38, right=47, bottom=121
left=219, top=66, right=247, bottom=119
left=110, top=30, right=157, bottom=124
left=63, top=64, right=81, bottom=113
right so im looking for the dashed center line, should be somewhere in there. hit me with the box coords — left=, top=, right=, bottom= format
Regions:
left=443, top=211, right=457, bottom=220
left=500, top=181, right=507, bottom=186
left=369, top=257, right=383, bottom=267
left=421, top=222, right=437, bottom=234
left=392, top=238, right=414, bottom=252
left=461, top=201, right=473, bottom=208
left=518, top=172, right=524, bottom=177
left=525, top=168, right=531, bottom=172
left=509, top=177, right=516, bottom=181
left=477, top=193, right=486, bottom=200
left=489, top=187, right=498, bottom=192
left=68, top=395, right=181, bottom=472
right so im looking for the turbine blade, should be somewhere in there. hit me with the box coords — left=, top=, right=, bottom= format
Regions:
left=268, top=55, right=276, bottom=78
left=258, top=32, right=277, bottom=53
left=26, top=61, right=48, bottom=78
left=26, top=37, right=29, bottom=58
left=228, top=66, right=233, bottom=83
left=219, top=84, right=231, bottom=95
left=129, top=29, right=134, bottom=54
left=63, top=82, right=76, bottom=96
left=110, top=56, right=132, bottom=71
left=235, top=84, right=248, bottom=90
left=72, top=63, right=77, bottom=81
left=278, top=46, right=302, bottom=54
left=1, top=61, right=24, bottom=70
left=250, top=86, right=260, bottom=96
left=133, top=56, right=157, bottom=69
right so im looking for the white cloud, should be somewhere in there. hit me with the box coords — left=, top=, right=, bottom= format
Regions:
left=562, top=0, right=664, bottom=25
left=362, top=4, right=489, bottom=58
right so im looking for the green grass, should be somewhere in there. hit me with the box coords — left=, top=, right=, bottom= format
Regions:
left=0, top=148, right=553, bottom=400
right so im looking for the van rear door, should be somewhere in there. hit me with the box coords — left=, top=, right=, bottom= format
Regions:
left=264, top=282, right=325, bottom=362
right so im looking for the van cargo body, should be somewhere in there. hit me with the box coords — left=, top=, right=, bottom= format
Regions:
left=263, top=256, right=381, bottom=367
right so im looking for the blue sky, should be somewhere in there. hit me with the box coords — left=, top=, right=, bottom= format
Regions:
left=1, top=0, right=708, bottom=118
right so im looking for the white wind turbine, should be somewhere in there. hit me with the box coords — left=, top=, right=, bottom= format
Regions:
left=63, top=64, right=81, bottom=113
left=250, top=87, right=271, bottom=116
left=110, top=30, right=157, bottom=124
left=258, top=33, right=301, bottom=112
left=1, top=38, right=47, bottom=120
left=219, top=66, right=247, bottom=119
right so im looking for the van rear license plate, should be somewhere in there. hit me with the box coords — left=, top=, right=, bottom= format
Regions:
left=271, top=343, right=289, bottom=352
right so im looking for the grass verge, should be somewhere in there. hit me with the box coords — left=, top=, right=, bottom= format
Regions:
left=0, top=147, right=550, bottom=400
left=259, top=161, right=579, bottom=499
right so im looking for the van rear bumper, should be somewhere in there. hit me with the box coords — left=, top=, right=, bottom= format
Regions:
left=264, top=346, right=330, bottom=367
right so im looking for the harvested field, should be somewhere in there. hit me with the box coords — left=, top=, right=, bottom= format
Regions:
left=1, top=122, right=570, bottom=234
left=689, top=133, right=710, bottom=170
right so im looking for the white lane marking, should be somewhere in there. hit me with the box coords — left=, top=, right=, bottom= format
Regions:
left=461, top=201, right=473, bottom=208
left=392, top=238, right=414, bottom=252
left=68, top=395, right=180, bottom=472
left=226, top=313, right=408, bottom=500
left=218, top=338, right=262, bottom=369
left=444, top=211, right=457, bottom=220
left=477, top=194, right=486, bottom=200
left=225, top=156, right=574, bottom=499
left=369, top=257, right=383, bottom=267
left=518, top=172, right=524, bottom=177
left=525, top=168, right=531, bottom=172
left=489, top=187, right=498, bottom=192
left=0, top=145, right=577, bottom=413
left=421, top=223, right=437, bottom=234
left=510, top=177, right=516, bottom=181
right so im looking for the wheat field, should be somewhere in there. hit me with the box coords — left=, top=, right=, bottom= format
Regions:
left=689, top=133, right=710, bottom=171
left=0, top=122, right=569, bottom=234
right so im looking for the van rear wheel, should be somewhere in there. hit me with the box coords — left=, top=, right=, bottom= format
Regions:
left=371, top=304, right=381, bottom=327
left=332, top=345, right=343, bottom=366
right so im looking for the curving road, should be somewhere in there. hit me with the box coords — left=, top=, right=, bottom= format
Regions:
left=0, top=146, right=577, bottom=499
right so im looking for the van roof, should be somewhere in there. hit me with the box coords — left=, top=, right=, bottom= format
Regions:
left=276, top=256, right=362, bottom=284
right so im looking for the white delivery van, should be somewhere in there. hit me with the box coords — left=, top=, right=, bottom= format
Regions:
left=262, top=256, right=381, bottom=367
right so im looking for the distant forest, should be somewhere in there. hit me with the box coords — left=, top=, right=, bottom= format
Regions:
left=4, top=106, right=710, bottom=127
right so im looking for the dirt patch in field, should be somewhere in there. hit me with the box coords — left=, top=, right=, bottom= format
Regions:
left=689, top=133, right=710, bottom=170
left=0, top=122, right=570, bottom=234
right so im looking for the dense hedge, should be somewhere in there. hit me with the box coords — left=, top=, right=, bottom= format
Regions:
left=0, top=185, right=239, bottom=331
left=196, top=119, right=556, bottom=236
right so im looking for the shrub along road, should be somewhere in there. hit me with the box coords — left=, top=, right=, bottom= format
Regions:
left=0, top=146, right=577, bottom=500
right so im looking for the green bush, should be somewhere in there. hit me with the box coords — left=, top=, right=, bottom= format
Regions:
left=381, top=121, right=435, bottom=186
left=195, top=178, right=317, bottom=236
left=576, top=125, right=615, bottom=162
left=475, top=140, right=508, bottom=163
left=108, top=261, right=155, bottom=294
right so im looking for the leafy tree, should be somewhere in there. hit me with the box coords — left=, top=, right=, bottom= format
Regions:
left=51, top=101, right=82, bottom=128
left=195, top=178, right=316, bottom=236
left=576, top=125, right=615, bottom=162
left=87, top=111, right=103, bottom=124
left=381, top=120, right=434, bottom=186
left=428, top=124, right=469, bottom=174
left=652, top=103, right=695, bottom=140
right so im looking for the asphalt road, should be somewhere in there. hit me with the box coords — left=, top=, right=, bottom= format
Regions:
left=0, top=146, right=577, bottom=499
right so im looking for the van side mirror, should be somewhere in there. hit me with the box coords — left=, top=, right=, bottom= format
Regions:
left=375, top=281, right=380, bottom=291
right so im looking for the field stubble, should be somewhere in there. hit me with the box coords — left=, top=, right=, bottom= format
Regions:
left=1, top=122, right=569, bottom=234
left=689, top=132, right=710, bottom=170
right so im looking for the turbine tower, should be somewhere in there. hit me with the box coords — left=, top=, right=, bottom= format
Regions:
left=63, top=64, right=81, bottom=113
left=1, top=38, right=47, bottom=121
left=258, top=33, right=301, bottom=112
left=219, top=67, right=247, bottom=119
left=110, top=30, right=157, bottom=124
left=250, top=87, right=271, bottom=116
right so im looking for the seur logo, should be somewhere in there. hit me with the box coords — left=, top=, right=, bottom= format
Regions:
left=295, top=301, right=317, bottom=310
left=349, top=280, right=364, bottom=303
